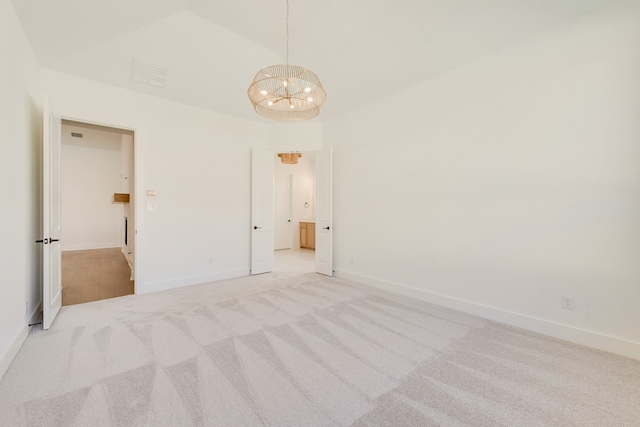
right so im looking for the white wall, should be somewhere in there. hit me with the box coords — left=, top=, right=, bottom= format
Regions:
left=267, top=123, right=322, bottom=152
left=0, top=0, right=41, bottom=379
left=274, top=152, right=316, bottom=249
left=41, top=70, right=271, bottom=294
left=325, top=0, right=640, bottom=359
left=61, top=124, right=122, bottom=251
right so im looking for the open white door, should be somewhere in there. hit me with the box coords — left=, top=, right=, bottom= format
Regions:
left=315, top=146, right=333, bottom=276
left=42, top=97, right=63, bottom=329
left=251, top=149, right=274, bottom=275
left=274, top=172, right=293, bottom=250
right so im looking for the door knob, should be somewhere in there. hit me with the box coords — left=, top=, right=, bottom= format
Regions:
left=50, top=238, right=60, bottom=242
left=323, top=226, right=330, bottom=230
left=254, top=226, right=262, bottom=230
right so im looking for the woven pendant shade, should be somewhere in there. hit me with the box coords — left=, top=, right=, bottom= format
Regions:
left=278, top=152, right=302, bottom=164
left=248, top=65, right=326, bottom=121
left=248, top=0, right=326, bottom=121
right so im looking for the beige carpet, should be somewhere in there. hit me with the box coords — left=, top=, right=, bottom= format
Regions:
left=1, top=266, right=639, bottom=426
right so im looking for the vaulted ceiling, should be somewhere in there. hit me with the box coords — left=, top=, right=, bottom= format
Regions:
left=12, top=0, right=615, bottom=122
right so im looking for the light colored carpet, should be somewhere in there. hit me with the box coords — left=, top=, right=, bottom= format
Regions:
left=1, top=253, right=639, bottom=426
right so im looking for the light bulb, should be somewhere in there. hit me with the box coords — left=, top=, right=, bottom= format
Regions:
left=268, top=101, right=273, bottom=106
left=304, top=87, right=312, bottom=93
left=290, top=104, right=295, bottom=109
left=260, top=90, right=268, bottom=95
left=307, top=97, right=313, bottom=102
left=283, top=81, right=288, bottom=87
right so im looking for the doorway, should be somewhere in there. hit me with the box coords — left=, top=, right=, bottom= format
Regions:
left=273, top=151, right=316, bottom=272
left=59, top=120, right=135, bottom=305
left=250, top=146, right=332, bottom=276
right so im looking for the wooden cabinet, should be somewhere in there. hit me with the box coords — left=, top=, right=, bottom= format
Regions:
left=300, top=222, right=315, bottom=250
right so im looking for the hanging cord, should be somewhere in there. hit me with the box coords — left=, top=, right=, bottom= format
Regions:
left=286, top=0, right=290, bottom=66
left=285, top=0, right=292, bottom=105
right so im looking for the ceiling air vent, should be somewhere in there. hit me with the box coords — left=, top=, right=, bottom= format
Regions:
left=71, top=132, right=83, bottom=138
left=132, top=57, right=168, bottom=88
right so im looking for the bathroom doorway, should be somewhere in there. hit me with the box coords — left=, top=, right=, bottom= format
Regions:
left=273, top=151, right=316, bottom=273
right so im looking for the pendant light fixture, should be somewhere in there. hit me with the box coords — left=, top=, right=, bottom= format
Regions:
left=277, top=152, right=302, bottom=164
left=247, top=0, right=327, bottom=121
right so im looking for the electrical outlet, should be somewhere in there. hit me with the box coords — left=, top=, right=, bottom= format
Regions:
left=561, top=295, right=575, bottom=310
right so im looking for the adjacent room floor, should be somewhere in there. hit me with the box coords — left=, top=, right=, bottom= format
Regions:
left=274, top=248, right=315, bottom=273
left=60, top=247, right=308, bottom=307
left=61, top=248, right=133, bottom=305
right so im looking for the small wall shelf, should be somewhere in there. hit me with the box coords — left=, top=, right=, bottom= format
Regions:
left=113, top=193, right=130, bottom=203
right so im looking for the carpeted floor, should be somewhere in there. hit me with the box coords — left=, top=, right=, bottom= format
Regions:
left=1, top=255, right=639, bottom=426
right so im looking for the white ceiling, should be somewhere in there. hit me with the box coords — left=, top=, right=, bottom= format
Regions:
left=12, top=0, right=615, bottom=122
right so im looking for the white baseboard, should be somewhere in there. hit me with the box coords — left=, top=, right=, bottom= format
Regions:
left=136, top=269, right=250, bottom=295
left=62, top=243, right=120, bottom=252
left=0, top=326, right=29, bottom=381
left=335, top=270, right=640, bottom=361
left=0, top=301, right=43, bottom=381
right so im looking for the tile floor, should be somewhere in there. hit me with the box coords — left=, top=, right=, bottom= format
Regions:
left=61, top=248, right=133, bottom=306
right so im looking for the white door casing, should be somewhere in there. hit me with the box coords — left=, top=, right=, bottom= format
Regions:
left=251, top=149, right=275, bottom=275
left=42, top=97, right=63, bottom=329
left=315, top=146, right=333, bottom=276
left=274, top=172, right=293, bottom=250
